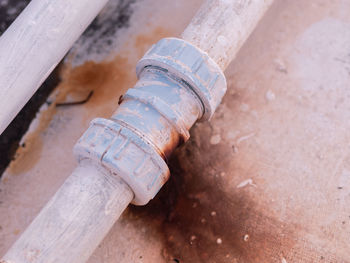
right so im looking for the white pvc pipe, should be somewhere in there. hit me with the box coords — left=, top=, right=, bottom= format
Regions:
left=2, top=162, right=133, bottom=263
left=0, top=0, right=109, bottom=134
left=182, top=0, right=274, bottom=71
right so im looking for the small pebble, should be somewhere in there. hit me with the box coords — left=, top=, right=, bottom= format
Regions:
left=216, top=238, right=222, bottom=244
left=211, top=211, right=217, bottom=216
left=274, top=58, right=288, bottom=73
left=265, top=90, right=276, bottom=101
left=243, top=234, right=249, bottom=242
left=190, top=235, right=197, bottom=241
left=237, top=178, right=256, bottom=188
left=210, top=134, right=221, bottom=145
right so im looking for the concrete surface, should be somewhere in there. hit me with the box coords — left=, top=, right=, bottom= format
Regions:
left=1, top=0, right=350, bottom=262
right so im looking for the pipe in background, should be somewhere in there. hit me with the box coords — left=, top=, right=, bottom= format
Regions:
left=0, top=0, right=109, bottom=134
left=182, top=0, right=274, bottom=71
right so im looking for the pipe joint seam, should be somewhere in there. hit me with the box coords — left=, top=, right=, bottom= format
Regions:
left=74, top=118, right=169, bottom=205
left=74, top=37, right=227, bottom=205
left=136, top=37, right=227, bottom=121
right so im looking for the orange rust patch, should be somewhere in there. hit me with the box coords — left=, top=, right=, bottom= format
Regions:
left=126, top=126, right=299, bottom=263
left=8, top=136, right=43, bottom=175
left=134, top=27, right=173, bottom=58
left=7, top=56, right=134, bottom=175
left=59, top=56, right=134, bottom=123
left=7, top=104, right=55, bottom=175
left=161, top=128, right=184, bottom=162
left=6, top=27, right=177, bottom=176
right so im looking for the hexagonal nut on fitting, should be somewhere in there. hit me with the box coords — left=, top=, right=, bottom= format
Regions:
left=136, top=37, right=227, bottom=121
left=73, top=118, right=169, bottom=205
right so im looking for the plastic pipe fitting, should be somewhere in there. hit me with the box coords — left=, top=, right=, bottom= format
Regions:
left=74, top=37, right=227, bottom=205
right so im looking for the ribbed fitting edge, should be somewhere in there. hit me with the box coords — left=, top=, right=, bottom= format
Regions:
left=74, top=38, right=227, bottom=205
left=74, top=118, right=169, bottom=205
left=136, top=37, right=227, bottom=121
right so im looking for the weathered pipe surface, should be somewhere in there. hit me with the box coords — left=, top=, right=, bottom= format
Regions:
left=74, top=37, right=227, bottom=205
left=113, top=66, right=201, bottom=161
left=2, top=161, right=133, bottom=263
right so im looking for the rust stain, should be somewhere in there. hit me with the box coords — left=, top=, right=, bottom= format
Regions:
left=124, top=26, right=302, bottom=262
left=59, top=56, right=134, bottom=123
left=134, top=27, right=173, bottom=58
left=7, top=56, right=134, bottom=175
left=7, top=108, right=50, bottom=175
left=8, top=137, right=43, bottom=175
left=6, top=27, right=173, bottom=176
left=126, top=126, right=299, bottom=263
left=154, top=117, right=183, bottom=162
left=161, top=129, right=184, bottom=163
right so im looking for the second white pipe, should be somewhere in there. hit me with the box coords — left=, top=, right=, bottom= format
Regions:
left=182, top=0, right=274, bottom=71
left=2, top=162, right=133, bottom=263
left=0, top=0, right=109, bottom=134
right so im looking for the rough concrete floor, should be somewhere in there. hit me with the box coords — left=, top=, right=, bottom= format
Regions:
left=1, top=0, right=350, bottom=262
